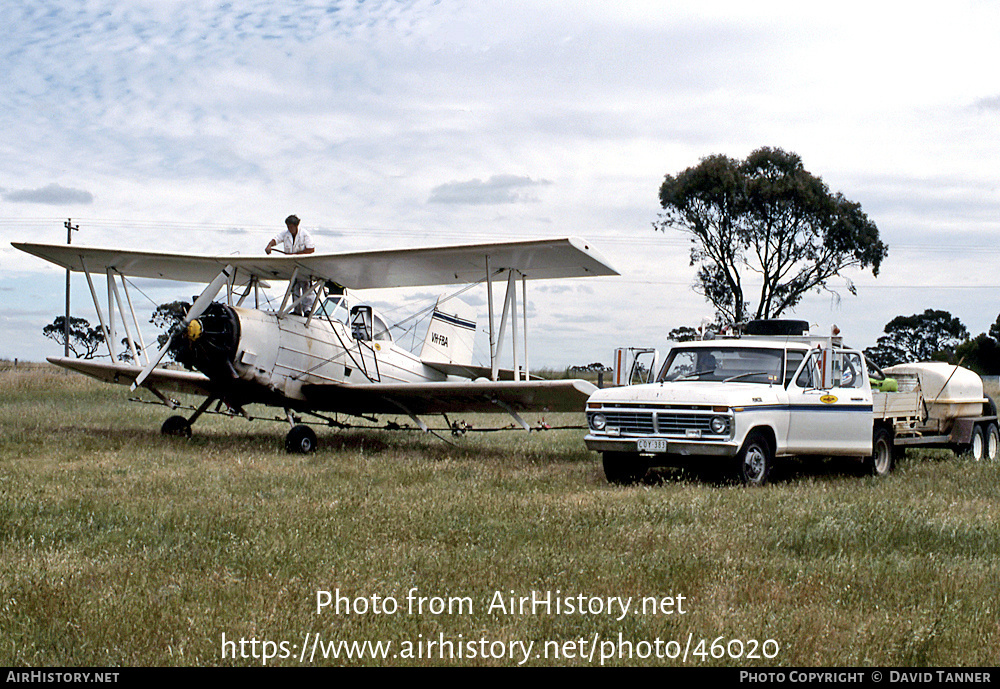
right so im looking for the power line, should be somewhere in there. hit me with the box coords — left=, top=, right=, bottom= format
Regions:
left=5, top=216, right=998, bottom=253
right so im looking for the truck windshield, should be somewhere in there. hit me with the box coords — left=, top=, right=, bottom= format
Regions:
left=658, top=347, right=783, bottom=385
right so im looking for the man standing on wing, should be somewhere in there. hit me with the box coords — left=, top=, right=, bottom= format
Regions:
left=265, top=214, right=316, bottom=314
left=266, top=214, right=315, bottom=256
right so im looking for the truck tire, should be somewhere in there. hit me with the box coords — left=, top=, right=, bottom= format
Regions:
left=602, top=452, right=648, bottom=485
left=735, top=430, right=773, bottom=486
left=984, top=422, right=999, bottom=462
left=866, top=426, right=895, bottom=476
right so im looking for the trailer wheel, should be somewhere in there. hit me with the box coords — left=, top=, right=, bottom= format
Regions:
left=867, top=426, right=894, bottom=476
left=966, top=424, right=986, bottom=462
left=602, top=452, right=648, bottom=485
left=736, top=431, right=773, bottom=486
left=984, top=423, right=999, bottom=462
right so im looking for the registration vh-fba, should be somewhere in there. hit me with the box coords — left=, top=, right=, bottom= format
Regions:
left=14, top=236, right=617, bottom=452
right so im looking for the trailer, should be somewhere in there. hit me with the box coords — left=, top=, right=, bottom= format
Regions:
left=872, top=362, right=999, bottom=469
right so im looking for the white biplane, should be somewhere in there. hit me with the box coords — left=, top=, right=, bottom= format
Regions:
left=13, top=237, right=617, bottom=451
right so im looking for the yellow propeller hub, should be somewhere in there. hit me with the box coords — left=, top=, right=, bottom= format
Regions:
left=186, top=319, right=203, bottom=341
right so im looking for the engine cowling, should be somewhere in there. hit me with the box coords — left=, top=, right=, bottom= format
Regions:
left=170, top=302, right=241, bottom=381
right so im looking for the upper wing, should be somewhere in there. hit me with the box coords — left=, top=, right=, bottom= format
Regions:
left=14, top=244, right=260, bottom=285
left=300, top=379, right=597, bottom=415
left=12, top=236, right=617, bottom=289
left=47, top=357, right=213, bottom=397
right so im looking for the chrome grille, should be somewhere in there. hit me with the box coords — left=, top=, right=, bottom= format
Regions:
left=595, top=411, right=654, bottom=434
left=657, top=413, right=724, bottom=434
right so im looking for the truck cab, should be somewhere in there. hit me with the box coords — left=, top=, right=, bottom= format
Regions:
left=585, top=329, right=874, bottom=485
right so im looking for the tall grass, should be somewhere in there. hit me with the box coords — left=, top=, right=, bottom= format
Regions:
left=1, top=368, right=998, bottom=666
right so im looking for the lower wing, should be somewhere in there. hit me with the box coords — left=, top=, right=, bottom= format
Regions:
left=47, top=356, right=212, bottom=397
left=301, top=379, right=596, bottom=415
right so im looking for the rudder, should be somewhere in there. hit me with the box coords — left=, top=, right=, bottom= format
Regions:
left=420, top=295, right=477, bottom=367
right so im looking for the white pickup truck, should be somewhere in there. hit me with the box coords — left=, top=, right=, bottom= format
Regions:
left=584, top=324, right=999, bottom=485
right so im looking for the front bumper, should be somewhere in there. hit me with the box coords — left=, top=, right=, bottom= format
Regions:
left=584, top=434, right=739, bottom=457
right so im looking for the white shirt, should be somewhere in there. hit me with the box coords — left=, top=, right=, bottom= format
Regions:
left=272, top=227, right=315, bottom=254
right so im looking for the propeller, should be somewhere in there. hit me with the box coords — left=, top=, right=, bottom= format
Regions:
left=131, top=265, right=234, bottom=390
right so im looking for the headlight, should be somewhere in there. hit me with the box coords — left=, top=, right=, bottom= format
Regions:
left=591, top=413, right=606, bottom=431
left=710, top=416, right=728, bottom=434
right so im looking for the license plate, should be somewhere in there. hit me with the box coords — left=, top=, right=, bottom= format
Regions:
left=637, top=438, right=667, bottom=453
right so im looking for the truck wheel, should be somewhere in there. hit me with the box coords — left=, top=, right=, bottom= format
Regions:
left=984, top=423, right=999, bottom=462
left=736, top=431, right=772, bottom=486
left=602, top=452, right=648, bottom=485
left=866, top=426, right=895, bottom=476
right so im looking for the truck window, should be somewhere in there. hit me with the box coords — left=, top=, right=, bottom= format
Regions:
left=785, top=350, right=805, bottom=388
left=839, top=352, right=863, bottom=389
left=796, top=353, right=818, bottom=388
left=658, top=347, right=782, bottom=384
left=794, top=350, right=864, bottom=389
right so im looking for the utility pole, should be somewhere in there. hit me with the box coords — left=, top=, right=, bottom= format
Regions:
left=64, top=218, right=78, bottom=357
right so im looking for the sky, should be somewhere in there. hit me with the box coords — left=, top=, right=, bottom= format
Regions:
left=1, top=0, right=999, bottom=371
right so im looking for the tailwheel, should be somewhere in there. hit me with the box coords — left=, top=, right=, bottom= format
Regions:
left=161, top=415, right=192, bottom=438
left=285, top=424, right=317, bottom=454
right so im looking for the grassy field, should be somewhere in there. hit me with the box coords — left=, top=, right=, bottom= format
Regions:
left=1, top=365, right=999, bottom=667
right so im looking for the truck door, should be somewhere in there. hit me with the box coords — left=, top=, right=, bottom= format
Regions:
left=785, top=349, right=873, bottom=455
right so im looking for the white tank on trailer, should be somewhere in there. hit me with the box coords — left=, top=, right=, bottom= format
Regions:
left=883, top=362, right=988, bottom=430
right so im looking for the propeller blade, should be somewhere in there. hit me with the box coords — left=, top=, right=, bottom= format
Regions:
left=130, top=333, right=176, bottom=391
left=131, top=265, right=233, bottom=390
left=186, top=265, right=234, bottom=323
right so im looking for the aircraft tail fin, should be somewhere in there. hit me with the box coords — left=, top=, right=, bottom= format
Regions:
left=420, top=295, right=477, bottom=367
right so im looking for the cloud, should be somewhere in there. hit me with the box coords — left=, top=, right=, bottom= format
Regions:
left=974, top=95, right=1000, bottom=111
left=2, top=183, right=94, bottom=205
left=428, top=175, right=552, bottom=205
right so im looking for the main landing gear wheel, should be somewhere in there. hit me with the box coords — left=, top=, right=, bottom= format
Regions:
left=285, top=424, right=317, bottom=454
left=161, top=415, right=192, bottom=438
left=736, top=430, right=773, bottom=486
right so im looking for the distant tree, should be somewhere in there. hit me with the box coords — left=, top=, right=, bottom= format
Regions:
left=864, top=309, right=968, bottom=367
left=655, top=147, right=887, bottom=324
left=668, top=326, right=699, bottom=342
left=953, top=312, right=1000, bottom=375
left=42, top=316, right=105, bottom=359
left=118, top=338, right=142, bottom=364
left=150, top=301, right=190, bottom=360
left=955, top=333, right=1000, bottom=376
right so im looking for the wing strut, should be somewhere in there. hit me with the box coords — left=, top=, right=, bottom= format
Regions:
left=77, top=257, right=151, bottom=365
left=487, top=266, right=529, bottom=382
left=490, top=397, right=530, bottom=431
left=80, top=256, right=117, bottom=362
left=382, top=398, right=429, bottom=432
